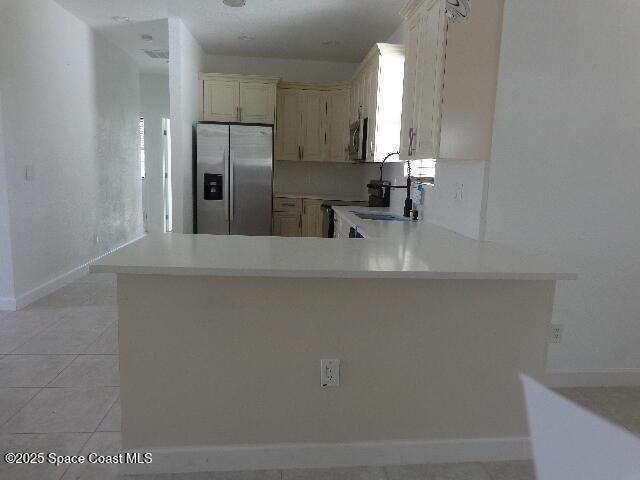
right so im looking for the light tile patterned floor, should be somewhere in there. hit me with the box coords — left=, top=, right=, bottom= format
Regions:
left=0, top=273, right=639, bottom=479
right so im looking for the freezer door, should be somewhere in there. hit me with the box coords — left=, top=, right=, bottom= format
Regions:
left=229, top=125, right=273, bottom=236
left=196, top=124, right=230, bottom=234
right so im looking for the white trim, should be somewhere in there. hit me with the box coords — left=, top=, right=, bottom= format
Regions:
left=120, top=437, right=531, bottom=475
left=0, top=297, right=17, bottom=311
left=12, top=234, right=145, bottom=310
left=546, top=369, right=640, bottom=388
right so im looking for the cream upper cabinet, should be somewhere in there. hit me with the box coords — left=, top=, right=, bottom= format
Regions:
left=239, top=81, right=276, bottom=124
left=276, top=89, right=302, bottom=161
left=351, top=44, right=405, bottom=162
left=326, top=89, right=350, bottom=162
left=276, top=83, right=351, bottom=163
left=300, top=91, right=326, bottom=162
left=203, top=79, right=240, bottom=123
left=201, top=74, right=278, bottom=124
left=399, top=0, right=504, bottom=162
left=399, top=0, right=446, bottom=161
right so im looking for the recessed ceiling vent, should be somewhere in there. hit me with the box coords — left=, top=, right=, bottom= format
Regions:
left=144, top=50, right=170, bottom=60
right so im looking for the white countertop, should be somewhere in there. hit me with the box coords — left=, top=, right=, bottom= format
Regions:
left=91, top=207, right=575, bottom=280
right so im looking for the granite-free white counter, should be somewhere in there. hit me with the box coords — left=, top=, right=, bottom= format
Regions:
left=91, top=213, right=575, bottom=280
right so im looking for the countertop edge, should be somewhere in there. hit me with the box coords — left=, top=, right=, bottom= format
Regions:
left=90, top=264, right=576, bottom=281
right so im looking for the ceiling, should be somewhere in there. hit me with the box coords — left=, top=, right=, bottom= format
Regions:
left=54, top=0, right=406, bottom=66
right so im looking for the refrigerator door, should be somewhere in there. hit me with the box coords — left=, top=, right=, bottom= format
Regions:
left=229, top=125, right=273, bottom=236
left=196, top=124, right=230, bottom=234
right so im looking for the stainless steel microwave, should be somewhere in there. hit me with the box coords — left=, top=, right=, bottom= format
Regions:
left=348, top=118, right=368, bottom=162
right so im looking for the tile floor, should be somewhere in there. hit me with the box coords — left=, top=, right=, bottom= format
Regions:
left=1, top=273, right=639, bottom=479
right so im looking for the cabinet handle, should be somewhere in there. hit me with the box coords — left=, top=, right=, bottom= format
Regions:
left=236, top=106, right=240, bottom=121
left=239, top=106, right=242, bottom=121
left=408, top=128, right=414, bottom=156
left=298, top=146, right=301, bottom=160
left=301, top=146, right=304, bottom=160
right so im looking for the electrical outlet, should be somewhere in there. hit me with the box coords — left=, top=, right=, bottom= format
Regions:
left=321, top=359, right=340, bottom=387
left=454, top=182, right=464, bottom=201
left=550, top=324, right=563, bottom=344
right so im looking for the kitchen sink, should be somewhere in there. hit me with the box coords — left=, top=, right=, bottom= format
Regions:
left=350, top=211, right=411, bottom=222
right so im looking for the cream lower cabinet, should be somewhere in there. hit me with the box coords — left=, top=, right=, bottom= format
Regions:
left=202, top=74, right=278, bottom=124
left=276, top=83, right=350, bottom=162
left=272, top=197, right=325, bottom=237
left=272, top=197, right=302, bottom=237
left=302, top=199, right=324, bottom=237
left=272, top=212, right=302, bottom=237
left=399, top=0, right=504, bottom=161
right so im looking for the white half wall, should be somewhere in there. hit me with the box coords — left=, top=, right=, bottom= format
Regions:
left=168, top=18, right=206, bottom=234
left=484, top=0, right=640, bottom=378
left=0, top=0, right=143, bottom=307
left=140, top=73, right=170, bottom=234
left=204, top=54, right=357, bottom=83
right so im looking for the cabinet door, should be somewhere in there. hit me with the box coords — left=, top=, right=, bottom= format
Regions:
left=276, top=90, right=302, bottom=161
left=300, top=91, right=326, bottom=162
left=302, top=199, right=324, bottom=237
left=413, top=0, right=446, bottom=159
left=364, top=65, right=378, bottom=160
left=239, top=82, right=275, bottom=124
left=272, top=212, right=301, bottom=237
left=400, top=14, right=421, bottom=160
left=325, top=90, right=350, bottom=162
left=351, top=76, right=361, bottom=123
left=203, top=80, right=239, bottom=122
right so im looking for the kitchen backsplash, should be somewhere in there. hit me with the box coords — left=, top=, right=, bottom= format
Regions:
left=274, top=161, right=405, bottom=201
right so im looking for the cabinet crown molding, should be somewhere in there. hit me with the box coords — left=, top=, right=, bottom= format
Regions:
left=400, top=0, right=439, bottom=19
left=278, top=81, right=350, bottom=91
left=352, top=43, right=405, bottom=80
left=200, top=73, right=281, bottom=84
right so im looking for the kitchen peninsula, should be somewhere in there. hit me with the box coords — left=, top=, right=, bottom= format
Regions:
left=91, top=225, right=574, bottom=475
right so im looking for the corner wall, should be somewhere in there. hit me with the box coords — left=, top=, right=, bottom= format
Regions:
left=0, top=92, right=15, bottom=308
left=168, top=18, right=206, bottom=234
left=0, top=0, right=143, bottom=308
left=483, top=0, right=640, bottom=381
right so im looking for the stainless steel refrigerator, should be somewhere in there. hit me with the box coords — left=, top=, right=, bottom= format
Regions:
left=194, top=123, right=273, bottom=235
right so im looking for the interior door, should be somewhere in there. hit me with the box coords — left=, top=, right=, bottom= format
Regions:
left=239, top=82, right=275, bottom=124
left=300, top=91, right=325, bottom=162
left=196, top=124, right=229, bottom=234
left=203, top=80, right=239, bottom=122
left=229, top=125, right=273, bottom=236
left=276, top=90, right=302, bottom=161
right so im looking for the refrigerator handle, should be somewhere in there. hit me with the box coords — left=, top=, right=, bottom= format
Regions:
left=229, top=151, right=235, bottom=222
left=224, top=148, right=229, bottom=222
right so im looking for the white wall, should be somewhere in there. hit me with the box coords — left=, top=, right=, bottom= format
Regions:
left=140, top=74, right=170, bottom=234
left=168, top=18, right=206, bottom=234
left=0, top=0, right=143, bottom=307
left=483, top=0, right=640, bottom=380
left=204, top=54, right=357, bottom=83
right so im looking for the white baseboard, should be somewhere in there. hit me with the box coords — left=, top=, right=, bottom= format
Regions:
left=121, top=437, right=531, bottom=475
left=546, top=369, right=640, bottom=387
left=0, top=297, right=17, bottom=311
left=11, top=234, right=145, bottom=310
